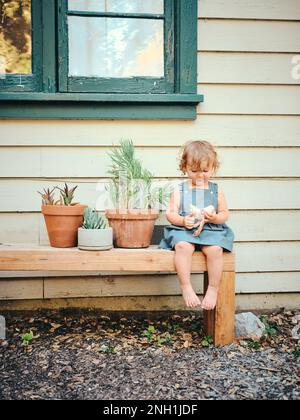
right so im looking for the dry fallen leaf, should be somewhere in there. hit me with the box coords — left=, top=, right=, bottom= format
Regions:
left=226, top=352, right=236, bottom=359
left=50, top=323, right=62, bottom=332
left=182, top=333, right=192, bottom=341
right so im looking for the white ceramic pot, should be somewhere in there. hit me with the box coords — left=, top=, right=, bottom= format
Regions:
left=78, top=227, right=113, bottom=251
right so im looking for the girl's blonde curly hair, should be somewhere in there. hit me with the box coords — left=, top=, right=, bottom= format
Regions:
left=179, top=140, right=220, bottom=175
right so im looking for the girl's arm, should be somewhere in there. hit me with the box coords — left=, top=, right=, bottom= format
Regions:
left=165, top=186, right=185, bottom=226
left=204, top=187, right=229, bottom=224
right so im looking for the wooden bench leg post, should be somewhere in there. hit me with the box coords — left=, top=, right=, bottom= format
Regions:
left=203, top=270, right=235, bottom=346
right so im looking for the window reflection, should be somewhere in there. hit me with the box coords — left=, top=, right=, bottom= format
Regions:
left=68, top=17, right=164, bottom=77
left=0, top=0, right=31, bottom=74
left=68, top=0, right=164, bottom=14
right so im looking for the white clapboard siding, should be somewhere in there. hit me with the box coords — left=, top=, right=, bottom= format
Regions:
left=198, top=53, right=300, bottom=84
left=0, top=148, right=41, bottom=177
left=158, top=211, right=300, bottom=242
left=35, top=210, right=300, bottom=244
left=1, top=116, right=300, bottom=146
left=1, top=147, right=300, bottom=178
left=197, top=85, right=300, bottom=115
left=236, top=294, right=300, bottom=311
left=198, top=0, right=300, bottom=20
left=1, top=210, right=300, bottom=245
left=236, top=242, right=300, bottom=272
left=0, top=214, right=40, bottom=244
left=198, top=20, right=300, bottom=52
left=1, top=272, right=299, bottom=300
left=236, top=272, right=300, bottom=293
left=220, top=211, right=300, bottom=242
left=1, top=179, right=300, bottom=212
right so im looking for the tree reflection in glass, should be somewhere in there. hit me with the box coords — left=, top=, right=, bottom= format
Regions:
left=68, top=16, right=164, bottom=78
left=0, top=0, right=32, bottom=74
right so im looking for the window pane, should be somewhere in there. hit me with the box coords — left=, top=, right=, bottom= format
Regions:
left=68, top=17, right=164, bottom=77
left=0, top=0, right=32, bottom=75
left=68, top=0, right=164, bottom=14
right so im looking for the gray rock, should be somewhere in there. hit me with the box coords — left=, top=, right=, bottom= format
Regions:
left=235, top=312, right=266, bottom=340
left=291, top=324, right=300, bottom=339
left=291, top=314, right=300, bottom=325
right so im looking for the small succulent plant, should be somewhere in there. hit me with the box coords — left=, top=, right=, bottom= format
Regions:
left=82, top=207, right=108, bottom=229
left=56, top=183, right=79, bottom=206
left=37, top=187, right=57, bottom=205
left=38, top=183, right=79, bottom=206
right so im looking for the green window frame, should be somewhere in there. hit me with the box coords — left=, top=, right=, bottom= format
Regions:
left=0, top=0, right=203, bottom=119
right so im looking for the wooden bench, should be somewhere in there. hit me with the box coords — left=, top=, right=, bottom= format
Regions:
left=0, top=243, right=235, bottom=345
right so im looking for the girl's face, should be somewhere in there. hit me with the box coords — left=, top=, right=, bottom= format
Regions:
left=185, top=160, right=214, bottom=186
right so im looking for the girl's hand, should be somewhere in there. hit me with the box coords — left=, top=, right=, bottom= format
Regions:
left=203, top=209, right=218, bottom=224
left=183, top=213, right=195, bottom=229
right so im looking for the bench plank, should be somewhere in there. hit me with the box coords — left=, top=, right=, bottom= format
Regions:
left=0, top=279, right=44, bottom=300
left=0, top=244, right=235, bottom=272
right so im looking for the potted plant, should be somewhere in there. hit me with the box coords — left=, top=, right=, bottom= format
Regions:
left=38, top=183, right=87, bottom=248
left=78, top=207, right=113, bottom=251
left=105, top=139, right=171, bottom=248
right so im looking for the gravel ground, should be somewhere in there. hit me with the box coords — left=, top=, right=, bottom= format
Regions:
left=0, top=309, right=299, bottom=400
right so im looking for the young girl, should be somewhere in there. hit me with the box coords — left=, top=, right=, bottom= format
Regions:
left=159, top=140, right=234, bottom=311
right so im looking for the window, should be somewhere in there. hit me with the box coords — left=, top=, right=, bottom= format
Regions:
left=0, top=0, right=203, bottom=119
left=60, top=0, right=174, bottom=93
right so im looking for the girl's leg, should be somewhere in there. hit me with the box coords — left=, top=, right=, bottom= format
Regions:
left=200, top=245, right=223, bottom=310
left=174, top=241, right=201, bottom=308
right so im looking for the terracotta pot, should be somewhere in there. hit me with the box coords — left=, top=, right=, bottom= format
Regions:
left=105, top=209, right=159, bottom=248
left=42, top=204, right=87, bottom=248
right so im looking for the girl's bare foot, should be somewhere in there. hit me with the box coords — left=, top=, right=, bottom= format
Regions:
left=181, top=286, right=202, bottom=308
left=201, top=286, right=218, bottom=310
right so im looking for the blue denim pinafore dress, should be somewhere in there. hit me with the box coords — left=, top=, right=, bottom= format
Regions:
left=159, top=180, right=234, bottom=252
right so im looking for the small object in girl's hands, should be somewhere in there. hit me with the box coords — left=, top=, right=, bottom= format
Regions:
left=189, top=204, right=215, bottom=227
left=189, top=204, right=203, bottom=227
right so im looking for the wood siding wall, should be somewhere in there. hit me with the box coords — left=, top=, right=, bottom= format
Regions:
left=0, top=0, right=300, bottom=301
